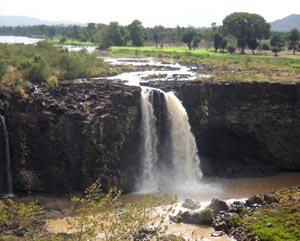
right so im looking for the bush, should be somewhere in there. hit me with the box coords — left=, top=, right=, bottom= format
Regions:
left=198, top=208, right=213, bottom=224
left=228, top=213, right=241, bottom=227
left=0, top=199, right=48, bottom=239
left=227, top=44, right=236, bottom=54
left=46, top=76, right=59, bottom=87
left=27, top=62, right=51, bottom=83
left=0, top=60, right=6, bottom=81
left=69, top=180, right=171, bottom=241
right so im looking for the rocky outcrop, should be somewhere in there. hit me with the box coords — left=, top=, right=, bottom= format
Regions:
left=4, top=80, right=141, bottom=193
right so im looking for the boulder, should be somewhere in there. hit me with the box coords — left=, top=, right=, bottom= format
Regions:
left=207, top=199, right=229, bottom=213
left=182, top=198, right=201, bottom=210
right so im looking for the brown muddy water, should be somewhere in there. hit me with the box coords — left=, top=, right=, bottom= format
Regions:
left=47, top=172, right=300, bottom=241
left=124, top=172, right=300, bottom=203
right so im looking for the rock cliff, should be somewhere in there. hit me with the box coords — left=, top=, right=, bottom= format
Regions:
left=4, top=80, right=141, bottom=193
left=176, top=81, right=300, bottom=177
left=3, top=80, right=300, bottom=193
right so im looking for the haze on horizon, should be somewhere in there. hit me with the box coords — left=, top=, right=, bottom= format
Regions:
left=1, top=0, right=299, bottom=27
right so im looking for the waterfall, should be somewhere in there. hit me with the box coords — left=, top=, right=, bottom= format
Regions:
left=139, top=87, right=159, bottom=191
left=0, top=114, right=13, bottom=198
left=138, top=88, right=202, bottom=192
left=165, top=92, right=202, bottom=187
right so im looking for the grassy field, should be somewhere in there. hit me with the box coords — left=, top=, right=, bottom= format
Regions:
left=110, top=46, right=300, bottom=82
left=48, top=37, right=95, bottom=46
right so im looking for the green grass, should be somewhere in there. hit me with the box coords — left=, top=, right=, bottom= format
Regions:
left=48, top=36, right=95, bottom=46
left=242, top=188, right=300, bottom=241
left=109, top=46, right=300, bottom=83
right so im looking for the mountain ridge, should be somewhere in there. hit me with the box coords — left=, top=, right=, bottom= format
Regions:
left=270, top=14, right=300, bottom=32
left=0, top=15, right=78, bottom=26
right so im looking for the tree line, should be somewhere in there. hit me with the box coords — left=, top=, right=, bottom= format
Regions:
left=0, top=13, right=300, bottom=55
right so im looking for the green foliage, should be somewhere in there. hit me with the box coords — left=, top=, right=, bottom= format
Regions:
left=223, top=12, right=270, bottom=54
left=270, top=33, right=285, bottom=51
left=213, top=32, right=223, bottom=52
left=27, top=61, right=51, bottom=83
left=70, top=180, right=171, bottom=241
left=228, top=213, right=241, bottom=227
left=128, top=20, right=146, bottom=47
left=198, top=208, right=213, bottom=224
left=0, top=60, right=7, bottom=81
left=287, top=28, right=300, bottom=55
left=241, top=188, right=300, bottom=241
left=226, top=44, right=236, bottom=54
left=0, top=199, right=49, bottom=240
left=153, top=25, right=166, bottom=48
left=182, top=27, right=197, bottom=50
left=262, top=43, right=270, bottom=54
left=0, top=42, right=112, bottom=96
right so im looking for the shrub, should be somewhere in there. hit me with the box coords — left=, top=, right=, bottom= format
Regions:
left=27, top=62, right=51, bottom=83
left=69, top=180, right=171, bottom=241
left=46, top=76, right=59, bottom=87
left=198, top=208, right=213, bottom=224
left=227, top=44, right=236, bottom=54
left=228, top=213, right=241, bottom=227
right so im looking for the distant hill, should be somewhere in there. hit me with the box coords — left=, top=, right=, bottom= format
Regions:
left=270, top=14, right=300, bottom=32
left=0, top=16, right=77, bottom=26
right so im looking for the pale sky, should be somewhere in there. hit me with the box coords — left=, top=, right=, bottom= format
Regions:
left=0, top=0, right=299, bottom=27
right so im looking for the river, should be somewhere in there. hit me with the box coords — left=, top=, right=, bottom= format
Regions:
left=49, top=57, right=300, bottom=240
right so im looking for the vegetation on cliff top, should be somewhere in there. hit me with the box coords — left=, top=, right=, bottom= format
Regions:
left=0, top=42, right=141, bottom=102
left=110, top=46, right=300, bottom=83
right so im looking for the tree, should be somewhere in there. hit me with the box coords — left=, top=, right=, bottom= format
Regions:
left=213, top=32, right=223, bottom=52
left=247, top=39, right=259, bottom=55
left=220, top=38, right=228, bottom=52
left=153, top=25, right=166, bottom=48
left=262, top=43, right=270, bottom=55
left=192, top=34, right=202, bottom=49
left=182, top=27, right=197, bottom=50
left=223, top=12, right=270, bottom=54
left=270, top=33, right=285, bottom=56
left=227, top=44, right=236, bottom=54
left=128, top=20, right=146, bottom=47
left=287, top=28, right=300, bottom=55
left=107, top=22, right=125, bottom=46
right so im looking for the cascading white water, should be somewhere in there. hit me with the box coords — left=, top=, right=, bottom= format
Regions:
left=165, top=92, right=202, bottom=187
left=138, top=88, right=202, bottom=192
left=139, top=87, right=159, bottom=191
left=0, top=114, right=13, bottom=198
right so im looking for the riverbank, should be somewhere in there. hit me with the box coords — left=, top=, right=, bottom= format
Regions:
left=2, top=183, right=300, bottom=241
left=109, top=46, right=300, bottom=83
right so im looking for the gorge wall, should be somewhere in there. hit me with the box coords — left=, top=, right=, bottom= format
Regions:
left=2, top=80, right=300, bottom=193
left=176, top=81, right=300, bottom=177
left=3, top=80, right=141, bottom=193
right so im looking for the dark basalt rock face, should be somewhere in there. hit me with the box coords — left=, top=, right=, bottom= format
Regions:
left=144, top=80, right=300, bottom=177
left=4, top=80, right=142, bottom=193
left=178, top=81, right=300, bottom=177
left=3, top=79, right=300, bottom=193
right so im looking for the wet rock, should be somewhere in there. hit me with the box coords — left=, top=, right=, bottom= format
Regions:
left=263, top=194, right=279, bottom=204
left=176, top=208, right=213, bottom=225
left=246, top=194, right=265, bottom=206
left=208, top=198, right=229, bottom=213
left=182, top=198, right=201, bottom=210
left=211, top=231, right=224, bottom=237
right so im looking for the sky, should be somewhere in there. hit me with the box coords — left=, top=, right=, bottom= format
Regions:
left=0, top=0, right=299, bottom=27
